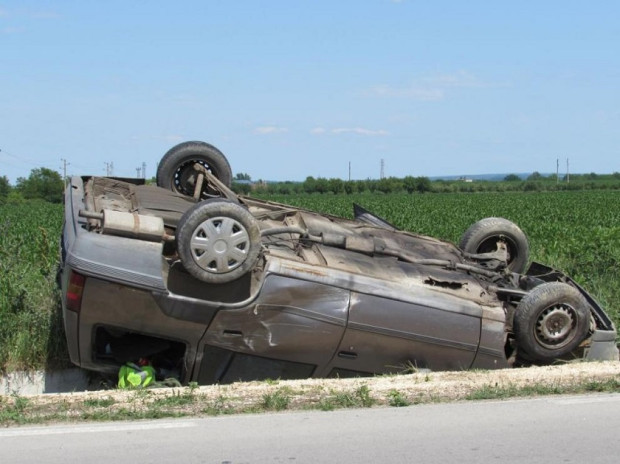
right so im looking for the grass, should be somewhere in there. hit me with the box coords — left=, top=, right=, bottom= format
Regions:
left=387, top=389, right=411, bottom=407
left=465, top=378, right=620, bottom=401
left=261, top=388, right=292, bottom=411
left=1, top=364, right=620, bottom=426
left=316, top=385, right=376, bottom=411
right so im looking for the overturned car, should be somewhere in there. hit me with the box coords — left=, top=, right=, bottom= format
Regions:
left=59, top=141, right=618, bottom=385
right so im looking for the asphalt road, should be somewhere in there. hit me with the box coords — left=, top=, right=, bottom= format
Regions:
left=1, top=393, right=619, bottom=463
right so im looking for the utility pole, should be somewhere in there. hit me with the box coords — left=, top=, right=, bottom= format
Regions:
left=60, top=158, right=70, bottom=187
left=136, top=167, right=141, bottom=178
left=142, top=162, right=146, bottom=179
left=380, top=159, right=385, bottom=180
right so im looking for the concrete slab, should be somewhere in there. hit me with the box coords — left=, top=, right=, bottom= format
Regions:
left=0, top=369, right=97, bottom=395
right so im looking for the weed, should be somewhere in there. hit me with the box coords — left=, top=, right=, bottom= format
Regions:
left=0, top=393, right=30, bottom=424
left=203, top=395, right=236, bottom=415
left=261, top=388, right=291, bottom=411
left=263, top=378, right=280, bottom=386
left=83, top=397, right=115, bottom=408
left=152, top=392, right=195, bottom=408
left=387, top=389, right=410, bottom=407
left=315, top=385, right=375, bottom=410
left=356, top=385, right=375, bottom=407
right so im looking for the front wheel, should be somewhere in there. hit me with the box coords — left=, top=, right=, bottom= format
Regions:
left=513, top=282, right=590, bottom=363
left=176, top=199, right=261, bottom=284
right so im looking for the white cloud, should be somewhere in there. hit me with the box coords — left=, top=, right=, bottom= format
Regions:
left=370, top=84, right=444, bottom=101
left=253, top=126, right=288, bottom=135
left=31, top=10, right=61, bottom=19
left=312, top=127, right=389, bottom=136
left=159, top=134, right=185, bottom=143
left=130, top=134, right=185, bottom=143
left=368, top=71, right=503, bottom=101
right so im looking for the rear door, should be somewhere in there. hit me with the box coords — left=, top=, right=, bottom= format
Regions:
left=324, top=291, right=482, bottom=376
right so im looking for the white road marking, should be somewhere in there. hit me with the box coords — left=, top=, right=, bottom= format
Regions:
left=0, top=419, right=197, bottom=438
left=550, top=393, right=620, bottom=405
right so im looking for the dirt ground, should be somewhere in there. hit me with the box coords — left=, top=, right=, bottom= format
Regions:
left=16, top=361, right=620, bottom=418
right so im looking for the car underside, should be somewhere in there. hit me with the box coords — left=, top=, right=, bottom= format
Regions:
left=58, top=142, right=619, bottom=385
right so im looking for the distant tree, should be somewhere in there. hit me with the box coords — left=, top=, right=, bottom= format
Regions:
left=327, top=178, right=344, bottom=194
left=377, top=177, right=393, bottom=194
left=415, top=176, right=432, bottom=193
left=504, top=174, right=521, bottom=182
left=0, top=176, right=10, bottom=202
left=235, top=172, right=252, bottom=181
left=343, top=181, right=357, bottom=194
left=232, top=182, right=251, bottom=195
left=315, top=177, right=329, bottom=194
left=303, top=176, right=316, bottom=193
left=15, top=167, right=64, bottom=203
left=527, top=171, right=543, bottom=181
left=403, top=176, right=416, bottom=193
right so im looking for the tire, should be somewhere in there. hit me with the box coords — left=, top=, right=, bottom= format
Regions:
left=156, top=141, right=233, bottom=200
left=176, top=199, right=261, bottom=284
left=459, top=217, right=529, bottom=273
left=513, top=282, right=590, bottom=363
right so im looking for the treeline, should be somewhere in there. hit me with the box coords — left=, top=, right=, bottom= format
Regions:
left=3, top=168, right=620, bottom=204
left=233, top=172, right=620, bottom=195
left=0, top=168, right=64, bottom=204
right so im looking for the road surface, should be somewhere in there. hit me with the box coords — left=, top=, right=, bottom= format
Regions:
left=1, top=393, right=619, bottom=463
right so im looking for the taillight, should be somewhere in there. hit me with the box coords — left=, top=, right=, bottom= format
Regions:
left=66, top=271, right=86, bottom=313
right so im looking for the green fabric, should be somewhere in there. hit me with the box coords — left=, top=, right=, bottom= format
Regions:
left=118, top=363, right=156, bottom=389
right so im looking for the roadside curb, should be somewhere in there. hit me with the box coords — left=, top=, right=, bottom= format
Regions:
left=0, top=369, right=95, bottom=395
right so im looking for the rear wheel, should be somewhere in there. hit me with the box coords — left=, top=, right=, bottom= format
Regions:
left=156, top=141, right=232, bottom=200
left=459, top=217, right=529, bottom=273
left=176, top=199, right=261, bottom=283
left=514, top=282, right=590, bottom=363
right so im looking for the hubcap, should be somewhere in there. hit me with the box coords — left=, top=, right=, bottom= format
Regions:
left=189, top=216, right=250, bottom=274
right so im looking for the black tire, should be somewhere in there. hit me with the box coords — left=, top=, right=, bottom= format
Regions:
left=156, top=141, right=233, bottom=200
left=514, top=282, right=590, bottom=363
left=176, top=199, right=261, bottom=284
left=459, top=217, right=530, bottom=273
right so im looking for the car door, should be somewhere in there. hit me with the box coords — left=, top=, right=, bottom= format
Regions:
left=324, top=291, right=482, bottom=377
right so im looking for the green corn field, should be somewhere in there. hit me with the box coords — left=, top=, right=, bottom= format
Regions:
left=0, top=189, right=618, bottom=372
left=0, top=201, right=66, bottom=372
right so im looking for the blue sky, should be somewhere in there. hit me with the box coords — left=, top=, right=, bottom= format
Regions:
left=1, top=1, right=619, bottom=184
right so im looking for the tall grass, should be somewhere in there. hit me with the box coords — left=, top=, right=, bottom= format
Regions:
left=0, top=201, right=68, bottom=372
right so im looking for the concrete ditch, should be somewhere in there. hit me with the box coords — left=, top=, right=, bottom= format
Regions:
left=0, top=368, right=96, bottom=395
